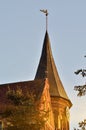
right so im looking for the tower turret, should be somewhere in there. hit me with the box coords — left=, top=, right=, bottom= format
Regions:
left=35, top=11, right=72, bottom=129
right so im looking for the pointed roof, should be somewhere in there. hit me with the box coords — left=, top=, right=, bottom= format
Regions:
left=35, top=31, right=71, bottom=103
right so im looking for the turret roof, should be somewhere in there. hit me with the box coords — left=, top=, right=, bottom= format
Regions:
left=35, top=31, right=71, bottom=103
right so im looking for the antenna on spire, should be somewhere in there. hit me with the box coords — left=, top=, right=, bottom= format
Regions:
left=40, top=9, right=48, bottom=31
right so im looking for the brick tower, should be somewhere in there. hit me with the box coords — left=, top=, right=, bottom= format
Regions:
left=35, top=31, right=72, bottom=130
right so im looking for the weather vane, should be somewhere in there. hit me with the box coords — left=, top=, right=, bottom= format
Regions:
left=40, top=9, right=48, bottom=31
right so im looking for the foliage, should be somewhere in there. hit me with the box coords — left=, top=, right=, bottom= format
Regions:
left=1, top=87, right=49, bottom=130
left=74, top=56, right=86, bottom=130
left=74, top=119, right=86, bottom=130
left=74, top=57, right=86, bottom=97
left=74, top=84, right=86, bottom=96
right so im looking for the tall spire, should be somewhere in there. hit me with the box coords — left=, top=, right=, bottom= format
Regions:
left=35, top=31, right=71, bottom=104
left=40, top=9, right=48, bottom=31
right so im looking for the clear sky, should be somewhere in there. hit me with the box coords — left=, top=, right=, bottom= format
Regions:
left=0, top=0, right=86, bottom=129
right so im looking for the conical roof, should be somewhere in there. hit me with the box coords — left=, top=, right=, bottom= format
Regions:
left=35, top=31, right=71, bottom=102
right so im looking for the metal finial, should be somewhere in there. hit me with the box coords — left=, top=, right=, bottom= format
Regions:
left=40, top=9, right=48, bottom=31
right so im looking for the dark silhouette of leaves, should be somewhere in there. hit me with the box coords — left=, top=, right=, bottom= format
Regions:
left=74, top=69, right=86, bottom=77
left=74, top=85, right=86, bottom=97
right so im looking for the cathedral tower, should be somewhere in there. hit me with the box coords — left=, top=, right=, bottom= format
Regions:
left=35, top=12, right=72, bottom=129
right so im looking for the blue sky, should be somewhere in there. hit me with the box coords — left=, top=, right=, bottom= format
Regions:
left=0, top=0, right=86, bottom=129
